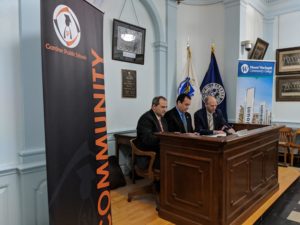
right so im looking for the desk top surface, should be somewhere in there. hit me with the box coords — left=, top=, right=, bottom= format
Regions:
left=157, top=124, right=283, bottom=144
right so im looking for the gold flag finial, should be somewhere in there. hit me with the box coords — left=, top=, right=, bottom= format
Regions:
left=211, top=43, right=215, bottom=53
left=187, top=45, right=191, bottom=58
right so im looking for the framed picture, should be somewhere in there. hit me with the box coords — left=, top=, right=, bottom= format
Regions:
left=249, top=38, right=269, bottom=60
left=112, top=19, right=146, bottom=65
left=276, top=46, right=300, bottom=75
left=276, top=75, right=300, bottom=101
left=122, top=69, right=136, bottom=98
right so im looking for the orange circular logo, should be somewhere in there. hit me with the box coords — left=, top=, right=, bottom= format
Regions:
left=53, top=5, right=81, bottom=48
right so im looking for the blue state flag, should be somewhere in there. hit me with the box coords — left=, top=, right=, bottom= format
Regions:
left=200, top=50, right=228, bottom=121
left=178, top=76, right=195, bottom=97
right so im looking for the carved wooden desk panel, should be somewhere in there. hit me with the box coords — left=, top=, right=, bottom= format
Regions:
left=157, top=125, right=281, bottom=225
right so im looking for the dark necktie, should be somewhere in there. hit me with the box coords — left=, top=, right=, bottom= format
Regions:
left=181, top=113, right=188, bottom=132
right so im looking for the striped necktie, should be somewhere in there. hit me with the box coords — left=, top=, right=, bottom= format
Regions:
left=158, top=118, right=164, bottom=132
left=208, top=113, right=214, bottom=130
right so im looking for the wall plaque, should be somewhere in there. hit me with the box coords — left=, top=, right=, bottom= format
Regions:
left=122, top=69, right=136, bottom=98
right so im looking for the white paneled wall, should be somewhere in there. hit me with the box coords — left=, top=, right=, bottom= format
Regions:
left=246, top=5, right=264, bottom=42
left=1, top=1, right=300, bottom=225
left=272, top=10, right=300, bottom=126
left=0, top=172, right=21, bottom=225
left=0, top=185, right=9, bottom=225
left=19, top=168, right=48, bottom=225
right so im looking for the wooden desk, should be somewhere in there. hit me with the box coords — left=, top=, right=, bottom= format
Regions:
left=114, top=132, right=136, bottom=163
left=157, top=124, right=282, bottom=225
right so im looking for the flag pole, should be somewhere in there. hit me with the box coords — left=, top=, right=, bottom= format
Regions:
left=187, top=41, right=191, bottom=77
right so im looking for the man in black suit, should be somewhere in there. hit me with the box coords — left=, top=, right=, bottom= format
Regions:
left=194, top=96, right=235, bottom=135
left=135, top=96, right=168, bottom=169
left=164, top=93, right=193, bottom=133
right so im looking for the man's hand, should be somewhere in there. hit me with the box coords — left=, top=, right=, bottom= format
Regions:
left=227, top=128, right=235, bottom=134
left=214, top=130, right=225, bottom=135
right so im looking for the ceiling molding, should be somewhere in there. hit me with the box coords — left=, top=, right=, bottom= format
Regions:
left=265, top=0, right=300, bottom=17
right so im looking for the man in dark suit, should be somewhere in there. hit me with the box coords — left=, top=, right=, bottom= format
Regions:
left=194, top=96, right=235, bottom=135
left=135, top=96, right=168, bottom=169
left=164, top=93, right=193, bottom=133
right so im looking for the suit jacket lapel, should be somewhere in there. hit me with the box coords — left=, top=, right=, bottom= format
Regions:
left=150, top=110, right=161, bottom=131
left=161, top=117, right=168, bottom=131
left=184, top=113, right=191, bottom=132
left=203, top=110, right=209, bottom=129
left=174, top=108, right=185, bottom=131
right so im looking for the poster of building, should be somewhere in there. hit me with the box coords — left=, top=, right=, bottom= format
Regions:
left=236, top=60, right=275, bottom=125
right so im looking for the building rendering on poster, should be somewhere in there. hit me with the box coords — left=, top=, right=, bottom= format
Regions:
left=236, top=60, right=275, bottom=125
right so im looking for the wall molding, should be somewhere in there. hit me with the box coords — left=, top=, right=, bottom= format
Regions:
left=0, top=161, right=46, bottom=177
left=265, top=0, right=300, bottom=18
left=140, top=0, right=167, bottom=96
left=107, top=129, right=135, bottom=135
left=0, top=164, right=17, bottom=177
left=272, top=120, right=300, bottom=128
left=19, top=148, right=45, bottom=164
left=181, top=0, right=223, bottom=6
left=18, top=161, right=46, bottom=175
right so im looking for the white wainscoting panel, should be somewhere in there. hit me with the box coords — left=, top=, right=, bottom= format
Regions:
left=0, top=171, right=21, bottom=225
left=0, top=185, right=8, bottom=225
left=19, top=165, right=48, bottom=225
left=35, top=179, right=49, bottom=225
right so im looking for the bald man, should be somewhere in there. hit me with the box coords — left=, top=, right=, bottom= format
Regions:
left=194, top=96, right=234, bottom=135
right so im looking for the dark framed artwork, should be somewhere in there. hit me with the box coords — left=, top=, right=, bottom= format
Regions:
left=112, top=19, right=146, bottom=64
left=249, top=38, right=269, bottom=60
left=276, top=75, right=300, bottom=101
left=122, top=69, right=136, bottom=98
left=276, top=46, right=300, bottom=75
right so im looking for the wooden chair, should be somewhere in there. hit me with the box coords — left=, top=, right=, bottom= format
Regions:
left=278, top=127, right=293, bottom=165
left=289, top=128, right=300, bottom=167
left=128, top=139, right=160, bottom=202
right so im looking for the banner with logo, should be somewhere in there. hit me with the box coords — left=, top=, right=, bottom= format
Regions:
left=236, top=60, right=275, bottom=125
left=41, top=1, right=111, bottom=225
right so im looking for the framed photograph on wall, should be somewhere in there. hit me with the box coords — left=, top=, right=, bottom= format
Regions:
left=112, top=19, right=146, bottom=65
left=276, top=75, right=300, bottom=101
left=276, top=47, right=300, bottom=75
left=249, top=38, right=269, bottom=60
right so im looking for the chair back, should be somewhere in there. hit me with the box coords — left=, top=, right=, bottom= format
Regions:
left=289, top=128, right=300, bottom=166
left=292, top=129, right=300, bottom=145
left=290, top=129, right=300, bottom=155
left=279, top=127, right=293, bottom=144
left=128, top=139, right=160, bottom=203
left=278, top=127, right=293, bottom=166
left=130, top=139, right=156, bottom=180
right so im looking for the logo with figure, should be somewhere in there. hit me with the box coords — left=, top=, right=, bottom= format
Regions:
left=53, top=5, right=81, bottom=48
left=241, top=64, right=249, bottom=74
left=201, top=83, right=225, bottom=105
